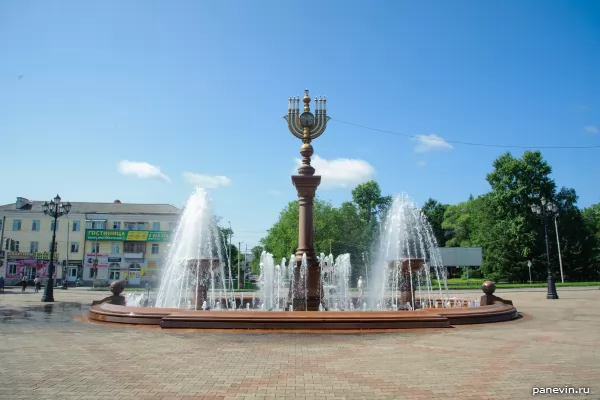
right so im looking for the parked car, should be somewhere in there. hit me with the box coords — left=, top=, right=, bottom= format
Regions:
left=246, top=273, right=258, bottom=283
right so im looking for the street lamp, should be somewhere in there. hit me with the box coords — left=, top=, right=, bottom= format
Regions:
left=530, top=196, right=559, bottom=300
left=41, top=194, right=71, bottom=302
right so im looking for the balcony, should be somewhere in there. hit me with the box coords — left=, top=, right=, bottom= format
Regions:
left=123, top=252, right=144, bottom=260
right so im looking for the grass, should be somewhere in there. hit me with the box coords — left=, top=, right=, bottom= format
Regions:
left=87, top=286, right=260, bottom=292
left=432, top=279, right=600, bottom=290
left=87, top=287, right=148, bottom=291
left=86, top=280, right=600, bottom=292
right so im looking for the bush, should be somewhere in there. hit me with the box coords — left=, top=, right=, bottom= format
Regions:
left=460, top=267, right=483, bottom=279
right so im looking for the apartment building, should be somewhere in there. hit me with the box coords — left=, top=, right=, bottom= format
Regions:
left=0, top=197, right=180, bottom=285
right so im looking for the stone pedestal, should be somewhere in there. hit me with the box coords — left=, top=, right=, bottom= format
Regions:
left=292, top=174, right=321, bottom=311
left=389, top=258, right=424, bottom=309
left=186, top=259, right=220, bottom=310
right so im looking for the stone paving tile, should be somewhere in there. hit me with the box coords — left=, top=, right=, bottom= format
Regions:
left=0, top=288, right=599, bottom=399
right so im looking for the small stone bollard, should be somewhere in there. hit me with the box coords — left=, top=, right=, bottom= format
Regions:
left=91, top=280, right=126, bottom=306
left=480, top=280, right=513, bottom=306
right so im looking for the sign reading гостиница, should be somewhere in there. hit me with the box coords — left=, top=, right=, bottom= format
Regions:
left=85, top=229, right=171, bottom=242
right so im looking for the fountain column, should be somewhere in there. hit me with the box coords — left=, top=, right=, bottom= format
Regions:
left=292, top=171, right=320, bottom=311
left=285, top=89, right=330, bottom=311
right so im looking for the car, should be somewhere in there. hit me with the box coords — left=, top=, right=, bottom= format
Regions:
left=246, top=273, right=258, bottom=283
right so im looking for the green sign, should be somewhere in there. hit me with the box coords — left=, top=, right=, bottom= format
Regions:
left=85, top=229, right=171, bottom=242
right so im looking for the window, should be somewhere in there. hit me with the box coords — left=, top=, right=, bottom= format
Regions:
left=86, top=221, right=106, bottom=229
left=49, top=242, right=58, bottom=252
left=91, top=242, right=100, bottom=253
left=109, top=263, right=121, bottom=280
left=50, top=220, right=59, bottom=231
left=152, top=222, right=160, bottom=231
left=71, top=242, right=80, bottom=253
left=11, top=241, right=19, bottom=251
left=9, top=265, right=17, bottom=275
left=12, top=220, right=21, bottom=231
left=89, top=269, right=96, bottom=279
left=124, top=242, right=145, bottom=253
left=112, top=221, right=121, bottom=230
left=129, top=263, right=141, bottom=270
left=111, top=243, right=120, bottom=254
left=31, top=220, right=40, bottom=231
left=30, top=241, right=38, bottom=253
left=151, top=244, right=159, bottom=254
left=72, top=221, right=81, bottom=232
left=69, top=268, right=77, bottom=277
left=124, top=222, right=147, bottom=231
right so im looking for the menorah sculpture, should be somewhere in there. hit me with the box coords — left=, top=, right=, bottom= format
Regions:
left=285, top=89, right=330, bottom=311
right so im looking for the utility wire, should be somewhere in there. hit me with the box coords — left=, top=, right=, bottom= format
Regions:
left=332, top=118, right=600, bottom=150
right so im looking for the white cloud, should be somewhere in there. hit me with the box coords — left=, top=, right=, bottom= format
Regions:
left=118, top=160, right=170, bottom=183
left=183, top=172, right=231, bottom=188
left=416, top=160, right=427, bottom=167
left=413, top=134, right=453, bottom=153
left=583, top=125, right=598, bottom=134
left=268, top=189, right=283, bottom=196
left=293, top=155, right=375, bottom=189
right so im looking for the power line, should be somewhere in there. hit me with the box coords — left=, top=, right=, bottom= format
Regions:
left=332, top=118, right=600, bottom=150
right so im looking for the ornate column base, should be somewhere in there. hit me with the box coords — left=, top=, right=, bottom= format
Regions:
left=292, top=174, right=321, bottom=311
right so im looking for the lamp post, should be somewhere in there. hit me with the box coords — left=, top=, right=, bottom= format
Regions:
left=530, top=197, right=559, bottom=300
left=41, top=194, right=71, bottom=302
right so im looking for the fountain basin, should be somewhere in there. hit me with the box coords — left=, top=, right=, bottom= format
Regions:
left=88, top=300, right=518, bottom=331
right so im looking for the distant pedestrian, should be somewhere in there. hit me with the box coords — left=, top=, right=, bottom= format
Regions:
left=21, top=275, right=28, bottom=292
left=34, top=277, right=41, bottom=293
left=0, top=276, right=5, bottom=293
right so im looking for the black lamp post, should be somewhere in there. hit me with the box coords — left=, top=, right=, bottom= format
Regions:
left=530, top=197, right=559, bottom=300
left=41, top=194, right=71, bottom=302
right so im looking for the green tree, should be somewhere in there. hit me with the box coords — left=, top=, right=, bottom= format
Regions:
left=260, top=200, right=300, bottom=261
left=550, top=189, right=599, bottom=281
left=582, top=203, right=600, bottom=242
left=442, top=197, right=481, bottom=248
left=249, top=246, right=264, bottom=273
left=351, top=181, right=391, bottom=267
left=421, top=198, right=448, bottom=246
left=351, top=180, right=392, bottom=222
left=472, top=150, right=599, bottom=282
left=477, top=151, right=555, bottom=281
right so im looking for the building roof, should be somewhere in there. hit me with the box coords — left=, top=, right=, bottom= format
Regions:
left=0, top=199, right=180, bottom=215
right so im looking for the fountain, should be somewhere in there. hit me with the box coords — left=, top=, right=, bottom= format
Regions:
left=89, top=89, right=518, bottom=331
left=155, top=188, right=229, bottom=310
left=369, top=194, right=447, bottom=311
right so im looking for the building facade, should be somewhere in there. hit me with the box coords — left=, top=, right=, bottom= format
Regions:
left=0, top=197, right=180, bottom=285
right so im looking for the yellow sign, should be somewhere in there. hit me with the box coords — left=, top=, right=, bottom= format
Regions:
left=125, top=231, right=149, bottom=241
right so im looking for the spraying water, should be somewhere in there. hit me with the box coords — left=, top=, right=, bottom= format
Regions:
left=155, top=188, right=229, bottom=309
left=257, top=251, right=284, bottom=310
left=321, top=253, right=352, bottom=310
left=369, top=194, right=448, bottom=310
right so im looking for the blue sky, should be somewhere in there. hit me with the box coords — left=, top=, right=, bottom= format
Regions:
left=1, top=0, right=599, bottom=249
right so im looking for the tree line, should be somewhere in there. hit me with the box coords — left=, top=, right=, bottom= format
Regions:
left=239, top=151, right=600, bottom=283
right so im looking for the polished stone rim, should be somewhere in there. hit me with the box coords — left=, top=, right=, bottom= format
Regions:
left=88, top=301, right=518, bottom=331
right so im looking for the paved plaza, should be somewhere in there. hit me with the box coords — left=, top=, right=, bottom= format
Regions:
left=0, top=287, right=598, bottom=400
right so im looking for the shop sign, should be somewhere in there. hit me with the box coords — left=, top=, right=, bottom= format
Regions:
left=108, top=257, right=122, bottom=262
left=7, top=251, right=60, bottom=260
left=85, top=230, right=171, bottom=242
left=85, top=253, right=109, bottom=267
left=68, top=260, right=83, bottom=265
